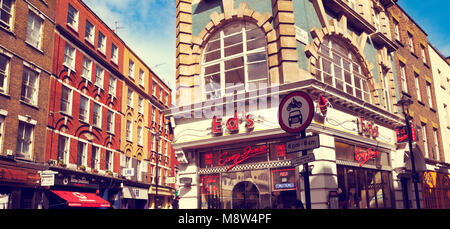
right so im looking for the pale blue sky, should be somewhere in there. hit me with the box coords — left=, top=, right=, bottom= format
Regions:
left=82, top=0, right=449, bottom=95
left=398, top=0, right=450, bottom=57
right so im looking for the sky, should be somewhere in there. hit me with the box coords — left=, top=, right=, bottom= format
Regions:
left=398, top=0, right=450, bottom=57
left=82, top=0, right=450, bottom=95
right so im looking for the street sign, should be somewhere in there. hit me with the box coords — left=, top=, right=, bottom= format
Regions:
left=39, top=170, right=58, bottom=187
left=278, top=91, right=314, bottom=133
left=286, top=134, right=320, bottom=153
left=290, top=153, right=316, bottom=167
left=122, top=168, right=135, bottom=177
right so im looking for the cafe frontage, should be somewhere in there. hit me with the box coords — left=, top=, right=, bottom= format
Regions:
left=168, top=81, right=409, bottom=209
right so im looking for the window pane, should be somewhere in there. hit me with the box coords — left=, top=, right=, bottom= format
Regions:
left=223, top=23, right=242, bottom=36
left=334, top=65, right=342, bottom=80
left=224, top=43, right=243, bottom=57
left=247, top=52, right=266, bottom=63
left=343, top=59, right=351, bottom=71
left=336, top=79, right=344, bottom=91
left=224, top=57, right=244, bottom=70
left=248, top=62, right=268, bottom=81
left=324, top=73, right=333, bottom=85
left=247, top=38, right=266, bottom=51
left=206, top=39, right=220, bottom=52
left=204, top=50, right=220, bottom=62
left=205, top=73, right=220, bottom=92
left=224, top=33, right=242, bottom=47
left=322, top=59, right=332, bottom=74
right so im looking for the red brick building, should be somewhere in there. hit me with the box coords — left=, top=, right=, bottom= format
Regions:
left=0, top=0, right=56, bottom=208
left=44, top=0, right=125, bottom=208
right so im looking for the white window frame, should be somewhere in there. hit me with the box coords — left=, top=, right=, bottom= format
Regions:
left=67, top=3, right=78, bottom=31
left=414, top=73, right=421, bottom=101
left=94, top=65, right=104, bottom=88
left=393, top=18, right=400, bottom=41
left=57, top=135, right=69, bottom=165
left=106, top=150, right=113, bottom=172
left=77, top=141, right=87, bottom=167
left=421, top=45, right=427, bottom=64
left=21, top=67, right=39, bottom=106
left=433, top=128, right=440, bottom=161
left=81, top=56, right=92, bottom=81
left=127, top=88, right=133, bottom=107
left=422, top=124, right=429, bottom=158
left=108, top=75, right=116, bottom=97
left=139, top=69, right=144, bottom=86
left=126, top=120, right=133, bottom=142
left=0, top=53, right=10, bottom=94
left=79, top=95, right=89, bottom=123
left=400, top=62, right=408, bottom=93
left=137, top=125, right=143, bottom=146
left=63, top=43, right=76, bottom=70
left=111, top=43, right=118, bottom=64
left=408, top=32, right=414, bottom=54
left=0, top=0, right=14, bottom=29
left=106, top=110, right=114, bottom=134
left=138, top=96, right=144, bottom=114
left=97, top=31, right=106, bottom=54
left=93, top=102, right=102, bottom=128
left=128, top=59, right=135, bottom=79
left=0, top=115, right=4, bottom=154
left=84, top=20, right=95, bottom=45
left=426, top=82, right=433, bottom=108
left=26, top=10, right=44, bottom=50
left=60, top=85, right=72, bottom=115
left=316, top=38, right=371, bottom=102
left=16, top=121, right=34, bottom=160
left=91, top=145, right=100, bottom=170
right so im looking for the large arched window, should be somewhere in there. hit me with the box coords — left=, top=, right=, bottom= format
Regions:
left=315, top=37, right=371, bottom=102
left=202, top=21, right=268, bottom=100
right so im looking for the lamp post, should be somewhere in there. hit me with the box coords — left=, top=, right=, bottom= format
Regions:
left=395, top=95, right=421, bottom=209
left=154, top=131, right=162, bottom=209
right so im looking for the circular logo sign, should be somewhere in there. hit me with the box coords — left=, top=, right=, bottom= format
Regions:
left=278, top=91, right=314, bottom=133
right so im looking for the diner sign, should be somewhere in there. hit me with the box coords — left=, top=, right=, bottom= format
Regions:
left=220, top=145, right=268, bottom=171
left=355, top=147, right=379, bottom=167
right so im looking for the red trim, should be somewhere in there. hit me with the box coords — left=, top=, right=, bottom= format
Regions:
left=51, top=190, right=110, bottom=208
left=278, top=91, right=314, bottom=133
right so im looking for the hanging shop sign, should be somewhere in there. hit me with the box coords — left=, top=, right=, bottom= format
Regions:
left=357, top=117, right=379, bottom=139
left=278, top=91, right=314, bottom=133
left=318, top=95, right=329, bottom=116
left=271, top=168, right=296, bottom=191
left=212, top=112, right=255, bottom=135
left=354, top=147, right=379, bottom=167
left=396, top=124, right=417, bottom=143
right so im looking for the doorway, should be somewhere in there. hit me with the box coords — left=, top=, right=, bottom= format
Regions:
left=232, top=181, right=259, bottom=209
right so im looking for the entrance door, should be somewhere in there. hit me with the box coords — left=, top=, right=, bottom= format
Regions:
left=232, top=181, right=259, bottom=209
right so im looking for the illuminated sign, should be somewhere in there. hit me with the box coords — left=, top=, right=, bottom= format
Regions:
left=396, top=124, right=417, bottom=143
left=357, top=117, right=379, bottom=139
left=219, top=145, right=268, bottom=171
left=201, top=175, right=220, bottom=196
left=271, top=168, right=296, bottom=191
left=212, top=112, right=255, bottom=135
left=355, top=148, right=379, bottom=167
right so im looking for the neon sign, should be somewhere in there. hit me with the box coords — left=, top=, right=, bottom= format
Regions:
left=212, top=112, right=255, bottom=135
left=396, top=124, right=417, bottom=143
left=355, top=148, right=379, bottom=166
left=219, top=145, right=268, bottom=171
left=201, top=175, right=220, bottom=195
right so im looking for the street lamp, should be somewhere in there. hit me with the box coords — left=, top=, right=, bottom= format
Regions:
left=394, top=94, right=421, bottom=209
left=153, top=131, right=162, bottom=209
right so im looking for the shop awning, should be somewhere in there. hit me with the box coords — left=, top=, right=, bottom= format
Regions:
left=51, top=190, right=110, bottom=208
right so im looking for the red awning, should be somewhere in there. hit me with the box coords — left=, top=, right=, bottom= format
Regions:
left=51, top=190, right=110, bottom=208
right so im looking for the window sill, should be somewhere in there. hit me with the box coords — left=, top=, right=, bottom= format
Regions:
left=424, top=62, right=430, bottom=69
left=59, top=111, right=73, bottom=118
left=417, top=100, right=425, bottom=106
left=63, top=63, right=76, bottom=73
left=97, top=48, right=106, bottom=57
left=25, top=41, right=44, bottom=55
left=395, top=39, right=404, bottom=47
left=430, top=107, right=436, bottom=113
left=20, top=100, right=39, bottom=110
left=0, top=24, right=16, bottom=37
left=84, top=37, right=95, bottom=48
left=411, top=51, right=419, bottom=59
left=66, top=23, right=79, bottom=35
left=0, top=91, right=10, bottom=99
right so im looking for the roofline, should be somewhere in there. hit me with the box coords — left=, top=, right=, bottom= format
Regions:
left=78, top=0, right=172, bottom=92
left=428, top=42, right=450, bottom=67
left=393, top=1, right=428, bottom=36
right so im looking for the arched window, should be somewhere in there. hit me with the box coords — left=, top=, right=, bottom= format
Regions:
left=202, top=21, right=268, bottom=100
left=315, top=37, right=371, bottom=102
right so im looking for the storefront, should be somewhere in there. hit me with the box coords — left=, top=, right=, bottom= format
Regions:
left=121, top=184, right=148, bottom=209
left=422, top=170, right=450, bottom=209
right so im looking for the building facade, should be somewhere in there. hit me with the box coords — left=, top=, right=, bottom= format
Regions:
left=386, top=3, right=447, bottom=209
left=426, top=43, right=450, bottom=209
left=169, top=0, right=419, bottom=209
left=0, top=0, right=56, bottom=209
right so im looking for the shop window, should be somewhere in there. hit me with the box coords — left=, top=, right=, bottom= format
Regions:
left=202, top=21, right=268, bottom=100
left=316, top=37, right=370, bottom=102
left=337, top=165, right=393, bottom=209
